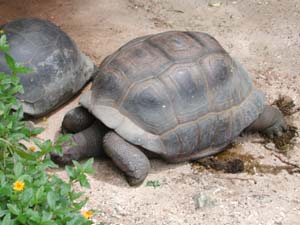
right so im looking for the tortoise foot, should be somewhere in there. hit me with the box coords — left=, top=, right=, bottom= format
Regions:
left=51, top=122, right=107, bottom=165
left=263, top=116, right=288, bottom=139
left=246, top=105, right=288, bottom=138
left=103, top=132, right=150, bottom=186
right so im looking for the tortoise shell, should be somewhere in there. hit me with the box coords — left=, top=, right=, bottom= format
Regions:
left=0, top=18, right=95, bottom=117
left=81, top=31, right=265, bottom=160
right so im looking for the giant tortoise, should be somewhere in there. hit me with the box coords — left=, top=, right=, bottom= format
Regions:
left=51, top=31, right=287, bottom=185
left=0, top=18, right=96, bottom=117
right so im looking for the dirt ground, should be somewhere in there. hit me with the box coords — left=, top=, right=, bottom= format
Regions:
left=1, top=0, right=300, bottom=224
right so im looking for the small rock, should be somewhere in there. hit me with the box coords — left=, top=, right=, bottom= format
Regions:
left=264, top=142, right=275, bottom=150
left=208, top=2, right=222, bottom=7
left=194, top=192, right=216, bottom=209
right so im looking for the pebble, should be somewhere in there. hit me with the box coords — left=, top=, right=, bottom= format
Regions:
left=194, top=192, right=216, bottom=209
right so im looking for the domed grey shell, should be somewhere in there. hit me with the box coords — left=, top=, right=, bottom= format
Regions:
left=0, top=18, right=96, bottom=117
left=81, top=31, right=265, bottom=160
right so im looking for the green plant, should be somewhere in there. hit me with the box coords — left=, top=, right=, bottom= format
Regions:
left=145, top=180, right=161, bottom=188
left=0, top=31, right=94, bottom=225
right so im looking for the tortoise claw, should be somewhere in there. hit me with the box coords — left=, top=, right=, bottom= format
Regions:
left=282, top=123, right=288, bottom=132
left=264, top=120, right=286, bottom=139
left=275, top=130, right=283, bottom=137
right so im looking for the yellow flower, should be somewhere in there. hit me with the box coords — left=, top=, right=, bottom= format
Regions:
left=13, top=180, right=25, bottom=192
left=82, top=210, right=93, bottom=219
left=0, top=30, right=4, bottom=34
left=29, top=145, right=36, bottom=152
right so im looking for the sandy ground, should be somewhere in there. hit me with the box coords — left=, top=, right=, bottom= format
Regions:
left=1, top=0, right=300, bottom=224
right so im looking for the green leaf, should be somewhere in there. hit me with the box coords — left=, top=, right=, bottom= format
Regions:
left=145, top=180, right=161, bottom=188
left=10, top=133, right=27, bottom=141
left=42, top=222, right=57, bottom=225
left=69, top=191, right=84, bottom=201
left=72, top=160, right=82, bottom=170
left=0, top=35, right=10, bottom=52
left=78, top=174, right=90, bottom=188
left=7, top=121, right=12, bottom=129
left=4, top=53, right=16, bottom=72
left=1, top=213, right=12, bottom=225
left=37, top=139, right=53, bottom=154
left=35, top=186, right=45, bottom=202
left=66, top=165, right=75, bottom=178
left=14, top=148, right=36, bottom=160
left=60, top=182, right=71, bottom=196
left=21, top=188, right=33, bottom=206
left=50, top=145, right=62, bottom=155
left=47, top=192, right=56, bottom=209
left=32, top=173, right=48, bottom=186
left=41, top=211, right=53, bottom=222
left=73, top=199, right=87, bottom=210
left=66, top=215, right=92, bottom=225
left=6, top=85, right=23, bottom=95
left=0, top=172, right=5, bottom=186
left=82, top=158, right=94, bottom=174
left=7, top=203, right=20, bottom=216
left=39, top=159, right=58, bottom=169
left=25, top=209, right=40, bottom=223
left=0, top=209, right=8, bottom=217
left=18, top=174, right=33, bottom=183
left=55, top=134, right=71, bottom=146
left=14, top=63, right=33, bottom=74
left=13, top=162, right=23, bottom=177
left=17, top=214, right=27, bottom=224
left=30, top=127, right=44, bottom=136
left=66, top=217, right=81, bottom=225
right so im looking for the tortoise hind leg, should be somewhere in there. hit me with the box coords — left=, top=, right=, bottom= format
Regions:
left=103, top=132, right=150, bottom=186
left=245, top=105, right=287, bottom=138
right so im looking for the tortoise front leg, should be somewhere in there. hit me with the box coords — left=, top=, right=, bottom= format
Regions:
left=246, top=105, right=287, bottom=138
left=103, top=132, right=151, bottom=186
left=62, top=106, right=96, bottom=133
left=51, top=121, right=108, bottom=165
